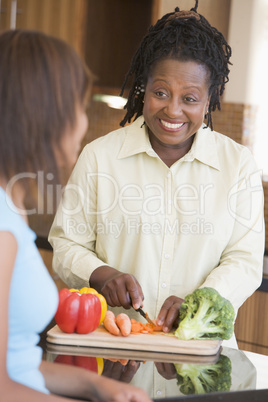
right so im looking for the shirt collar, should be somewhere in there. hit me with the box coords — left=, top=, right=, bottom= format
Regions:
left=118, top=116, right=155, bottom=159
left=186, top=124, right=221, bottom=170
left=118, top=117, right=221, bottom=171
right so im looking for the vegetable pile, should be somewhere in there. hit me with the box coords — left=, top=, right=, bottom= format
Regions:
left=55, top=287, right=107, bottom=334
left=175, top=354, right=232, bottom=394
left=175, top=287, right=235, bottom=341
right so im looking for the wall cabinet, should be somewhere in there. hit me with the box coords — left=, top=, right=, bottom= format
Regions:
left=0, top=0, right=231, bottom=89
left=0, top=0, right=88, bottom=55
left=84, top=0, right=157, bottom=88
left=0, top=0, right=159, bottom=88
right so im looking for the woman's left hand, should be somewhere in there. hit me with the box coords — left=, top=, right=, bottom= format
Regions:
left=156, top=295, right=184, bottom=333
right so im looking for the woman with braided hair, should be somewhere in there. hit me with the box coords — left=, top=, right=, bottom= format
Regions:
left=49, top=1, right=264, bottom=348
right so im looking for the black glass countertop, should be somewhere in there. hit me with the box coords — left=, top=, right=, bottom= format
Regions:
left=46, top=341, right=268, bottom=401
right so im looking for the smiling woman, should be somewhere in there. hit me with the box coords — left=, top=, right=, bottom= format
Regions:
left=143, top=59, right=211, bottom=166
left=49, top=0, right=264, bottom=353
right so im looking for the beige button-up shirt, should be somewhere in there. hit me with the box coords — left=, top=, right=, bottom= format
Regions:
left=49, top=116, right=264, bottom=332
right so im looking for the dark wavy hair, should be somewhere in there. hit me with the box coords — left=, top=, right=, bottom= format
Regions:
left=0, top=29, right=93, bottom=187
left=120, top=0, right=232, bottom=130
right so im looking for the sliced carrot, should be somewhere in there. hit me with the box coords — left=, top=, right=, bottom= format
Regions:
left=131, top=319, right=148, bottom=333
left=144, top=327, right=154, bottom=333
left=103, top=311, right=120, bottom=336
left=115, top=313, right=131, bottom=337
left=148, top=320, right=163, bottom=331
left=130, top=318, right=163, bottom=334
left=130, top=318, right=142, bottom=333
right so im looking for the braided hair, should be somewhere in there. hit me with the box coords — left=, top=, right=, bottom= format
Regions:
left=120, top=0, right=232, bottom=130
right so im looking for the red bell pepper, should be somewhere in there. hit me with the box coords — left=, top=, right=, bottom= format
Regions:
left=55, top=288, right=101, bottom=334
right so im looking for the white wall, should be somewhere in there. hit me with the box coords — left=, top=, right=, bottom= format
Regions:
left=224, top=0, right=268, bottom=105
left=225, top=0, right=268, bottom=174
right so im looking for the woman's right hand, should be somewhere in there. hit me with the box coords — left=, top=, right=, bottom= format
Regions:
left=90, top=266, right=144, bottom=310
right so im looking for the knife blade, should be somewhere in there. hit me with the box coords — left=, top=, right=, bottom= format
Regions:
left=136, top=307, right=155, bottom=326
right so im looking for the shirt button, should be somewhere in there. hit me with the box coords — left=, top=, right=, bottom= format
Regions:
left=156, top=390, right=162, bottom=396
left=168, top=199, right=172, bottom=205
left=167, top=172, right=171, bottom=178
left=162, top=282, right=167, bottom=288
left=164, top=253, right=170, bottom=259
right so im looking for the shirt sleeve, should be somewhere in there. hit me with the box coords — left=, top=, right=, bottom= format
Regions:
left=48, top=145, right=108, bottom=288
left=200, top=147, right=264, bottom=311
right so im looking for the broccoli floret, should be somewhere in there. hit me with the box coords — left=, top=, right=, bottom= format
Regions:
left=174, top=354, right=232, bottom=395
left=175, top=287, right=235, bottom=340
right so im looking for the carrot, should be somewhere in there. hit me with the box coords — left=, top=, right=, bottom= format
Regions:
left=143, top=325, right=154, bottom=333
left=131, top=319, right=149, bottom=334
left=103, top=311, right=120, bottom=336
left=149, top=320, right=163, bottom=331
left=130, top=318, right=141, bottom=332
left=115, top=313, right=132, bottom=337
left=130, top=318, right=163, bottom=334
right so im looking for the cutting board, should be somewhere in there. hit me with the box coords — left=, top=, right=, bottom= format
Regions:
left=47, top=325, right=221, bottom=356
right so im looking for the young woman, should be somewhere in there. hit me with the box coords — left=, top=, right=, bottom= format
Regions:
left=49, top=1, right=264, bottom=349
left=0, top=29, right=152, bottom=402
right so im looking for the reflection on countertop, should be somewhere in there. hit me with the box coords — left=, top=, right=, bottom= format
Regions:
left=46, top=343, right=262, bottom=401
left=128, top=347, right=256, bottom=399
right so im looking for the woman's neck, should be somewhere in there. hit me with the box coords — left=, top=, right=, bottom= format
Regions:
left=148, top=131, right=194, bottom=168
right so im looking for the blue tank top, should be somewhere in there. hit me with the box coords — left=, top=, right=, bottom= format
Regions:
left=0, top=187, right=58, bottom=393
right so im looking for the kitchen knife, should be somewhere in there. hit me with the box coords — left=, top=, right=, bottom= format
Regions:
left=136, top=307, right=155, bottom=326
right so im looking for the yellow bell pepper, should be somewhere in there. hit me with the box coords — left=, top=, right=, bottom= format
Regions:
left=79, top=287, right=99, bottom=295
